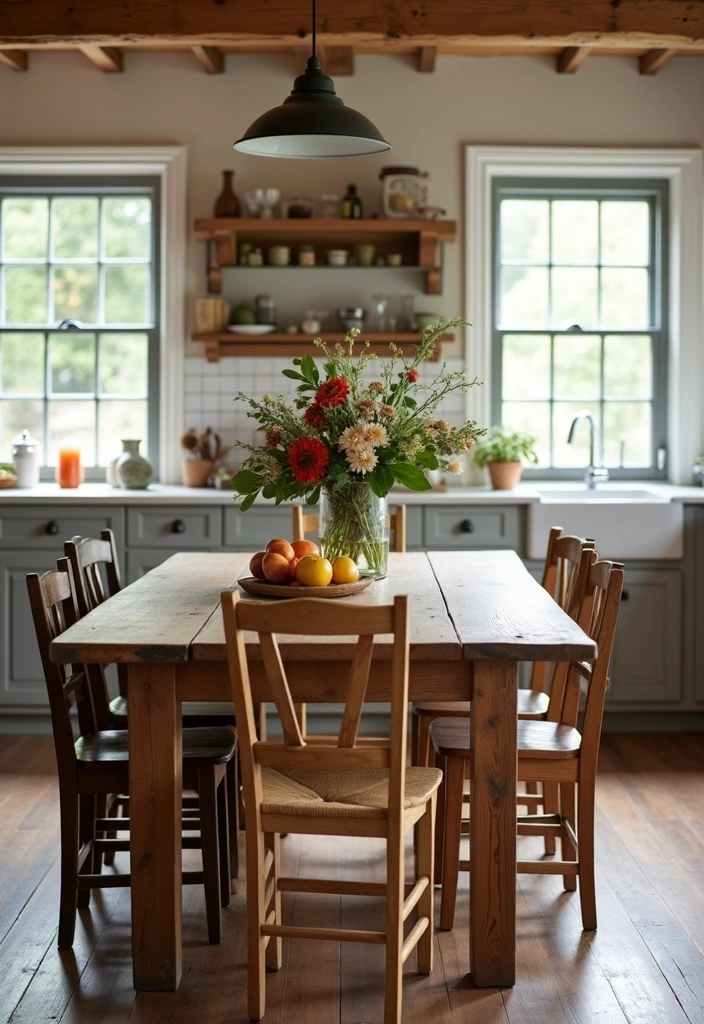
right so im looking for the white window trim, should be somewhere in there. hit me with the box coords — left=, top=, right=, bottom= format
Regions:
left=0, top=145, right=186, bottom=484
left=465, top=145, right=703, bottom=485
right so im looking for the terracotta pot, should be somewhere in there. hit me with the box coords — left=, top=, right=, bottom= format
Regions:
left=181, top=459, right=214, bottom=488
left=487, top=460, right=523, bottom=490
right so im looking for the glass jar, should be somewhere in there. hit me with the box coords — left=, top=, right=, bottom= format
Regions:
left=255, top=295, right=277, bottom=325
left=247, top=247, right=263, bottom=266
left=319, top=481, right=389, bottom=579
left=319, top=194, right=341, bottom=219
left=298, top=244, right=316, bottom=267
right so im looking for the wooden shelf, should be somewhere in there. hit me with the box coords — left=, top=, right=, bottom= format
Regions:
left=194, top=216, right=456, bottom=295
left=191, top=331, right=454, bottom=362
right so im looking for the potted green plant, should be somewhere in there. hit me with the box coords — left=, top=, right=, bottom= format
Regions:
left=473, top=425, right=538, bottom=489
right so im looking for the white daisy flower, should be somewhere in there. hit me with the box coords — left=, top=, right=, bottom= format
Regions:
left=365, top=423, right=388, bottom=448
left=346, top=445, right=378, bottom=475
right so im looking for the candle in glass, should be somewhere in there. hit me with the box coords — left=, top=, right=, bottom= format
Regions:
left=57, top=439, right=83, bottom=488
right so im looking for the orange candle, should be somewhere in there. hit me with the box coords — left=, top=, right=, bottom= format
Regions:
left=56, top=439, right=83, bottom=488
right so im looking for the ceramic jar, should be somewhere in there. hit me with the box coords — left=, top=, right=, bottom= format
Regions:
left=11, top=429, right=41, bottom=488
left=115, top=439, right=153, bottom=490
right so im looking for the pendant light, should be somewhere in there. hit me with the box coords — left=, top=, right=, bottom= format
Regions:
left=233, top=0, right=391, bottom=159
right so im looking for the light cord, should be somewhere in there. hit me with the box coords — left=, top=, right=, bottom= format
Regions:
left=311, top=0, right=317, bottom=60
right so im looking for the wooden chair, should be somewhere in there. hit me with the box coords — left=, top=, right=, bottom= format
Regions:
left=65, top=530, right=242, bottom=877
left=220, top=591, right=441, bottom=1024
left=429, top=558, right=624, bottom=931
left=412, top=528, right=595, bottom=769
left=27, top=560, right=236, bottom=949
left=290, top=505, right=406, bottom=736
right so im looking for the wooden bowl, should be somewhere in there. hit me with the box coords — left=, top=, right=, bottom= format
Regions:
left=237, top=575, right=373, bottom=600
left=0, top=474, right=17, bottom=489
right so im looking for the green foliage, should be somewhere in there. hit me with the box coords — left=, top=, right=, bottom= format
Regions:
left=472, top=425, right=538, bottom=468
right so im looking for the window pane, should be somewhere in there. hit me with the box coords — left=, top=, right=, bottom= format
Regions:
left=52, top=197, right=98, bottom=259
left=0, top=399, right=44, bottom=460
left=99, top=400, right=148, bottom=465
left=99, top=332, right=148, bottom=395
left=501, top=401, right=550, bottom=466
left=604, top=335, right=652, bottom=397
left=553, top=334, right=601, bottom=399
left=601, top=201, right=649, bottom=265
left=500, top=200, right=548, bottom=261
left=4, top=266, right=48, bottom=323
left=49, top=332, right=96, bottom=394
left=603, top=402, right=651, bottom=467
left=104, top=265, right=150, bottom=323
left=601, top=268, right=649, bottom=328
left=500, top=266, right=548, bottom=328
left=48, top=401, right=95, bottom=465
left=553, top=402, right=600, bottom=468
left=552, top=200, right=598, bottom=264
left=103, top=198, right=151, bottom=258
left=0, top=333, right=44, bottom=394
left=503, top=334, right=550, bottom=399
left=53, top=265, right=98, bottom=323
left=2, top=198, right=49, bottom=259
left=551, top=267, right=598, bottom=329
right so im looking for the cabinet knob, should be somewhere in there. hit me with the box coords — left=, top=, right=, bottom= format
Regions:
left=45, top=520, right=60, bottom=536
left=172, top=519, right=186, bottom=535
left=460, top=519, right=475, bottom=534
left=621, top=590, right=629, bottom=602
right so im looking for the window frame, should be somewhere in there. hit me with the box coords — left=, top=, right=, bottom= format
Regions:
left=0, top=175, right=161, bottom=480
left=464, top=146, right=704, bottom=486
left=0, top=147, right=186, bottom=484
left=490, top=176, right=669, bottom=480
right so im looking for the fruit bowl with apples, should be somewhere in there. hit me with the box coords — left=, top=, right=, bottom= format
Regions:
left=239, top=537, right=372, bottom=599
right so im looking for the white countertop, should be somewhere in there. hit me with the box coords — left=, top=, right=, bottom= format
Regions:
left=1, top=481, right=704, bottom=505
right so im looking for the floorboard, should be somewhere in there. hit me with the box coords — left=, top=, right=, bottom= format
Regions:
left=0, top=734, right=702, bottom=1024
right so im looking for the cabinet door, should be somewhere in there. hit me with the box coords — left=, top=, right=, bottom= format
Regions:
left=0, top=506, right=125, bottom=550
left=608, top=569, right=682, bottom=704
left=423, top=506, right=521, bottom=551
left=127, top=506, right=222, bottom=548
left=224, top=506, right=295, bottom=549
left=0, top=551, right=60, bottom=708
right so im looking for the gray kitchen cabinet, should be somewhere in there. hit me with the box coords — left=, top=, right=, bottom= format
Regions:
left=127, top=506, right=221, bottom=548
left=423, top=505, right=521, bottom=552
left=0, top=550, right=59, bottom=707
left=693, top=508, right=704, bottom=703
left=224, top=505, right=293, bottom=549
left=125, top=547, right=185, bottom=584
left=0, top=506, right=125, bottom=550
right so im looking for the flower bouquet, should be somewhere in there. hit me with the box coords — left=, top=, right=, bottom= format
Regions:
left=232, top=317, right=484, bottom=577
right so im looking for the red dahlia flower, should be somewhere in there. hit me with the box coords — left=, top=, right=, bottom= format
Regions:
left=405, top=369, right=419, bottom=383
left=303, top=403, right=327, bottom=427
left=287, top=437, right=330, bottom=484
left=315, top=376, right=349, bottom=407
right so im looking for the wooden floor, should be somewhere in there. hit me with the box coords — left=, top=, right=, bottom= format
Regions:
left=0, top=733, right=703, bottom=1024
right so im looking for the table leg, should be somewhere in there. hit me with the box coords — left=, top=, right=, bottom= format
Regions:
left=128, top=663, right=183, bottom=991
left=469, top=659, right=517, bottom=987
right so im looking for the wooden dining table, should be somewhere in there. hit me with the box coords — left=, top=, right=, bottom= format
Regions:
left=50, top=548, right=595, bottom=994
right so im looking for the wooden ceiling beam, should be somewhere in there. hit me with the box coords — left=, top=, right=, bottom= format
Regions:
left=418, top=45, right=437, bottom=72
left=190, top=44, right=224, bottom=74
left=556, top=46, right=591, bottom=73
left=2, top=1, right=704, bottom=49
left=639, top=47, right=677, bottom=74
left=79, top=44, right=122, bottom=72
left=0, top=49, right=27, bottom=71
left=320, top=44, right=354, bottom=75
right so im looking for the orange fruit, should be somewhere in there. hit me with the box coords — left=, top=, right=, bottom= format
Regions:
left=249, top=551, right=267, bottom=580
left=262, top=552, right=292, bottom=583
left=295, top=555, right=333, bottom=587
left=331, top=556, right=359, bottom=585
left=265, top=537, right=295, bottom=562
left=291, top=539, right=319, bottom=559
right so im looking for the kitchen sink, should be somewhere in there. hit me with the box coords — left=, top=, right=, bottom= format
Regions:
left=528, top=487, right=683, bottom=560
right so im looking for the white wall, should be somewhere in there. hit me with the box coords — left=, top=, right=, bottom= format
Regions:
left=2, top=51, right=703, bottom=469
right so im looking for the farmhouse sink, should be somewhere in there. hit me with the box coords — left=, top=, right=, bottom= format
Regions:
left=528, top=486, right=683, bottom=560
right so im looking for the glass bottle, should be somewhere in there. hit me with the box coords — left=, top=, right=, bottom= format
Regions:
left=213, top=170, right=241, bottom=218
left=341, top=184, right=363, bottom=220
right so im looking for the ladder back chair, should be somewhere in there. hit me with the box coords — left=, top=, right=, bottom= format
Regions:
left=27, top=559, right=235, bottom=949
left=412, top=527, right=595, bottom=769
left=429, top=558, right=624, bottom=932
left=65, top=529, right=244, bottom=878
left=220, top=591, right=441, bottom=1024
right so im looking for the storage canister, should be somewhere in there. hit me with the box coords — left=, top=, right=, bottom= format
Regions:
left=11, top=429, right=41, bottom=488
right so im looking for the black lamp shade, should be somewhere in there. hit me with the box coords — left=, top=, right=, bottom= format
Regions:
left=234, top=58, right=391, bottom=159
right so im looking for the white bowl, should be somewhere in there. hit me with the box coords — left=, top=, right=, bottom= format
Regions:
left=327, top=249, right=349, bottom=266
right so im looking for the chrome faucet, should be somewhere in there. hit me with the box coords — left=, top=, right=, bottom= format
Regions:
left=567, top=410, right=609, bottom=489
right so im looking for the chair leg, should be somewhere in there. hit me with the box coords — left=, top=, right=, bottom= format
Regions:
left=198, top=766, right=223, bottom=944
left=416, top=794, right=436, bottom=975
left=217, top=772, right=231, bottom=908
left=577, top=783, right=597, bottom=930
left=93, top=793, right=108, bottom=875
left=226, top=755, right=239, bottom=881
left=102, top=794, right=119, bottom=867
left=264, top=833, right=282, bottom=970
left=246, top=826, right=268, bottom=1020
left=417, top=714, right=432, bottom=769
left=58, top=793, right=79, bottom=948
left=559, top=782, right=578, bottom=892
left=77, top=795, right=96, bottom=909
left=433, top=750, right=446, bottom=886
left=410, top=712, right=419, bottom=766
left=542, top=781, right=559, bottom=854
left=384, top=816, right=405, bottom=1024
left=439, top=755, right=465, bottom=931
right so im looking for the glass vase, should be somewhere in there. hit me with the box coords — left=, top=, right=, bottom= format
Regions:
left=319, top=482, right=389, bottom=579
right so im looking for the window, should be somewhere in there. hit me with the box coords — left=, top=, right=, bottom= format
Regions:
left=492, top=179, right=667, bottom=477
left=0, top=178, right=160, bottom=476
